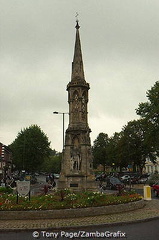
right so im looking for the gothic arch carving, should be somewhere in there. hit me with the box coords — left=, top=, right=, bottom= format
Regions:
left=72, top=90, right=79, bottom=121
left=72, top=135, right=79, bottom=146
left=73, top=90, right=79, bottom=100
left=81, top=91, right=87, bottom=120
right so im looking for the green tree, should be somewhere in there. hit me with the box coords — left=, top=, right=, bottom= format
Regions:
left=10, top=125, right=51, bottom=172
left=119, top=119, right=155, bottom=173
left=107, top=132, right=123, bottom=171
left=92, top=133, right=109, bottom=170
left=40, top=152, right=62, bottom=174
left=136, top=81, right=159, bottom=156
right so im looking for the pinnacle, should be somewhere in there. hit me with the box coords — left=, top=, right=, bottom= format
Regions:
left=75, top=20, right=80, bottom=29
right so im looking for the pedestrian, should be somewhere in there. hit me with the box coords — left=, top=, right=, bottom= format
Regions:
left=44, top=184, right=49, bottom=194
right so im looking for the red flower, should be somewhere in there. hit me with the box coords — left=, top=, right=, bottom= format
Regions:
left=0, top=202, right=3, bottom=206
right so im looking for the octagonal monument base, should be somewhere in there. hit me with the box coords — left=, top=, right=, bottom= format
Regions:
left=57, top=174, right=98, bottom=192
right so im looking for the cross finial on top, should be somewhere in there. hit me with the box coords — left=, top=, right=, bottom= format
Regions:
left=75, top=12, right=80, bottom=29
left=75, top=12, right=79, bottom=21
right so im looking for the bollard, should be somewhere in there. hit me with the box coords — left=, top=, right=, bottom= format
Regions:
left=144, top=185, right=151, bottom=200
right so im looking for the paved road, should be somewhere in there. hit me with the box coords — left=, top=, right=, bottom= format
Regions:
left=0, top=218, right=158, bottom=240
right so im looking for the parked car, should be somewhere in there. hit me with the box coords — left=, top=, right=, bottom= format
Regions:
left=103, top=177, right=124, bottom=190
left=130, top=175, right=140, bottom=184
left=152, top=181, right=159, bottom=197
left=54, top=174, right=60, bottom=179
left=34, top=172, right=39, bottom=176
left=120, top=175, right=131, bottom=183
left=138, top=177, right=148, bottom=184
left=146, top=173, right=159, bottom=186
left=138, top=173, right=151, bottom=184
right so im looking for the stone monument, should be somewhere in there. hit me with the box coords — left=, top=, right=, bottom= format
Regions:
left=58, top=20, right=97, bottom=191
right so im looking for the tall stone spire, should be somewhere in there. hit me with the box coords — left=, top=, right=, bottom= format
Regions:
left=57, top=20, right=97, bottom=191
left=71, top=20, right=85, bottom=82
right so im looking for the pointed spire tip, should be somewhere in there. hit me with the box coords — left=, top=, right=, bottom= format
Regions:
left=75, top=20, right=80, bottom=29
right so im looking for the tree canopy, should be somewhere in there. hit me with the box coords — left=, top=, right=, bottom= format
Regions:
left=40, top=150, right=62, bottom=174
left=119, top=119, right=156, bottom=173
left=92, top=81, right=159, bottom=173
left=136, top=81, right=159, bottom=156
left=107, top=132, right=123, bottom=170
left=92, top=133, right=109, bottom=170
left=10, top=125, right=51, bottom=172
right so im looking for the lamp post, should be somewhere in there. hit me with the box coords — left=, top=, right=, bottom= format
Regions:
left=53, top=112, right=69, bottom=152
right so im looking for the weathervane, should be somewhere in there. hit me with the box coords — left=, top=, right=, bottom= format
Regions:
left=75, top=12, right=80, bottom=29
left=75, top=12, right=79, bottom=22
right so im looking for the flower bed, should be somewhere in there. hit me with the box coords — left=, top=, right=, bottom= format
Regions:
left=0, top=189, right=142, bottom=211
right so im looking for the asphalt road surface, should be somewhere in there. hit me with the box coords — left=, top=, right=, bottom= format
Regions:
left=0, top=218, right=159, bottom=240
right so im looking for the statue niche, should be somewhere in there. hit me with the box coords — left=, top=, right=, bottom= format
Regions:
left=70, top=136, right=81, bottom=171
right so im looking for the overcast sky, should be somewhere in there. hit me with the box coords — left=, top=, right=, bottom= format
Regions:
left=0, top=0, right=159, bottom=151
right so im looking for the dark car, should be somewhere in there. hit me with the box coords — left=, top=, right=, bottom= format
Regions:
left=95, top=173, right=107, bottom=182
left=152, top=181, right=159, bottom=197
left=103, top=177, right=124, bottom=190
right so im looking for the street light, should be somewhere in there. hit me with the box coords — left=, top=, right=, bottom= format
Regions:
left=53, top=111, right=69, bottom=151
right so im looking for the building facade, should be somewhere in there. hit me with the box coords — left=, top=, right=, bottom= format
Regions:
left=144, top=156, right=159, bottom=174
left=58, top=21, right=97, bottom=191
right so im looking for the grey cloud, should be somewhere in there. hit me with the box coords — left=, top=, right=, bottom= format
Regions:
left=1, top=0, right=159, bottom=151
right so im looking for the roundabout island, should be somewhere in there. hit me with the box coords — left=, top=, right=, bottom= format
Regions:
left=0, top=185, right=159, bottom=231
